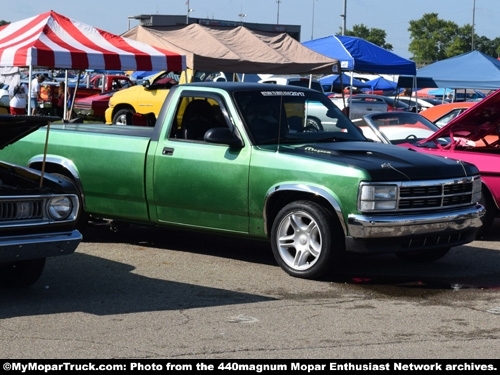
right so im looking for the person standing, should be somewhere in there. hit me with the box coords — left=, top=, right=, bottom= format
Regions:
left=8, top=78, right=28, bottom=115
left=30, top=74, right=45, bottom=115
left=55, top=81, right=69, bottom=118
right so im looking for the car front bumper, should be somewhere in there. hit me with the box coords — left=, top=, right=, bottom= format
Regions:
left=0, top=230, right=82, bottom=262
left=345, top=204, right=485, bottom=253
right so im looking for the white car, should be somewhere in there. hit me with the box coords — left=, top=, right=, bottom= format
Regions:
left=389, top=96, right=444, bottom=112
left=258, top=75, right=324, bottom=93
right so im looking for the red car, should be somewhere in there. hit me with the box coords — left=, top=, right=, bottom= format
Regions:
left=360, top=89, right=500, bottom=238
left=73, top=91, right=114, bottom=121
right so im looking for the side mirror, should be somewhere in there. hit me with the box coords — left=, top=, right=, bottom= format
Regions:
left=142, top=79, right=151, bottom=89
left=204, top=127, right=244, bottom=149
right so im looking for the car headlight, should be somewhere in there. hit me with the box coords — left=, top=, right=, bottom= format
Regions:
left=47, top=196, right=73, bottom=220
left=359, top=184, right=398, bottom=211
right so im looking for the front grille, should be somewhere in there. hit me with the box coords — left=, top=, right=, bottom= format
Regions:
left=0, top=198, right=45, bottom=221
left=398, top=179, right=474, bottom=211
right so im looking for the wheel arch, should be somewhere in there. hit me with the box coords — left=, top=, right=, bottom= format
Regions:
left=263, top=183, right=346, bottom=237
left=28, top=154, right=84, bottom=202
left=482, top=182, right=500, bottom=212
left=110, top=103, right=136, bottom=120
left=476, top=182, right=498, bottom=238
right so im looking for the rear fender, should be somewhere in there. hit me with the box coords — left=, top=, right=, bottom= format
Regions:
left=27, top=154, right=83, bottom=197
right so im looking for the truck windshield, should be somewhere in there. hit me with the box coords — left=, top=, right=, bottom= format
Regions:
left=235, top=89, right=367, bottom=145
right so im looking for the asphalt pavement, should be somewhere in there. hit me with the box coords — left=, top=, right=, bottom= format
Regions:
left=1, top=220, right=500, bottom=359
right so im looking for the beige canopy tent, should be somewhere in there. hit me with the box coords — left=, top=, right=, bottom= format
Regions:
left=122, top=24, right=340, bottom=76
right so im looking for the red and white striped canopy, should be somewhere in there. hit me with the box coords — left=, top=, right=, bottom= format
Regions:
left=0, top=10, right=186, bottom=71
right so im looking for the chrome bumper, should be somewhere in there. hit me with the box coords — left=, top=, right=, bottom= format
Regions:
left=0, top=230, right=82, bottom=262
left=345, top=204, right=485, bottom=254
left=347, top=204, right=485, bottom=239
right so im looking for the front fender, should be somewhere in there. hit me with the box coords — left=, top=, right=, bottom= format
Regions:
left=263, top=183, right=346, bottom=235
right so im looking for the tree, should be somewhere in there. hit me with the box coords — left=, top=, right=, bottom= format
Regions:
left=408, top=13, right=460, bottom=65
left=342, top=24, right=393, bottom=50
left=0, top=20, right=9, bottom=27
left=408, top=13, right=500, bottom=64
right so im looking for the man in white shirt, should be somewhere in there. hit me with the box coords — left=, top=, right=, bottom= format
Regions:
left=30, top=74, right=45, bottom=115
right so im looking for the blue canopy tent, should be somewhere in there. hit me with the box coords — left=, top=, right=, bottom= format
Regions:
left=416, top=51, right=500, bottom=89
left=319, top=73, right=370, bottom=92
left=363, top=76, right=399, bottom=94
left=304, top=36, right=416, bottom=117
left=130, top=70, right=160, bottom=80
left=303, top=35, right=416, bottom=75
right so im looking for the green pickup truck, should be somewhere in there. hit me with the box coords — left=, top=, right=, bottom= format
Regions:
left=0, top=82, right=485, bottom=279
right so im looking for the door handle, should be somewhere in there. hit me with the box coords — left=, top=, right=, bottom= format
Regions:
left=162, top=147, right=174, bottom=155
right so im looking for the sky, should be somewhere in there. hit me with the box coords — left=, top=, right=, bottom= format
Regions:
left=1, top=0, right=498, bottom=59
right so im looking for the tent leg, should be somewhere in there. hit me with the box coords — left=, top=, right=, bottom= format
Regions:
left=28, top=65, right=33, bottom=115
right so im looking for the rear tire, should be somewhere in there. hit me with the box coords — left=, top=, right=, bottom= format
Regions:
left=0, top=258, right=46, bottom=287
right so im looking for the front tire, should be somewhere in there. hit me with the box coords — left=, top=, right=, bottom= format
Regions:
left=270, top=200, right=344, bottom=279
left=112, top=108, right=134, bottom=125
left=0, top=258, right=46, bottom=287
left=476, top=186, right=495, bottom=239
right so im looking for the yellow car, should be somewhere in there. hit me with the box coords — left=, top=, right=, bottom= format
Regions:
left=105, top=71, right=181, bottom=124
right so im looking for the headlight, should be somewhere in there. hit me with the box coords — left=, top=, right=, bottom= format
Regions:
left=359, top=184, right=398, bottom=211
left=47, top=196, right=73, bottom=220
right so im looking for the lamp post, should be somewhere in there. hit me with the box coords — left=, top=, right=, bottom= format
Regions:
left=238, top=13, right=247, bottom=24
left=276, top=0, right=281, bottom=24
left=472, top=0, right=476, bottom=50
left=340, top=0, right=347, bottom=35
left=311, top=0, right=317, bottom=40
left=186, top=0, right=194, bottom=24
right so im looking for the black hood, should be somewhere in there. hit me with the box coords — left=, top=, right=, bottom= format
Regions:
left=279, top=141, right=479, bottom=181
left=0, top=115, right=60, bottom=150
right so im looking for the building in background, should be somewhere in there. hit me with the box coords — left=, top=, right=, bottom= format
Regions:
left=127, top=14, right=301, bottom=41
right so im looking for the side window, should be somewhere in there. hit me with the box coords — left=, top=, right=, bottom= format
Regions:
left=169, top=95, right=228, bottom=141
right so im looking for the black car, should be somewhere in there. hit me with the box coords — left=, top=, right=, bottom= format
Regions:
left=0, top=115, right=82, bottom=287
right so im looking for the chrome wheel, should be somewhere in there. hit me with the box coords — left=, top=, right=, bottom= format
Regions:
left=271, top=200, right=343, bottom=279
left=276, top=210, right=322, bottom=271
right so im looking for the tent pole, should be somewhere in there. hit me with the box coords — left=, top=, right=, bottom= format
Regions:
left=28, top=65, right=33, bottom=115
left=67, top=70, right=82, bottom=121
left=63, top=70, right=68, bottom=122
left=348, top=72, right=353, bottom=119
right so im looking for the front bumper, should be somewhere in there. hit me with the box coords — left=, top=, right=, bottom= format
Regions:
left=104, top=107, right=113, bottom=124
left=0, top=230, right=82, bottom=262
left=345, top=204, right=485, bottom=253
left=74, top=107, right=93, bottom=117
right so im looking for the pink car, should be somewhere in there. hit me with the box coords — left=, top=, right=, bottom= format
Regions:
left=360, top=89, right=500, bottom=238
left=400, top=89, right=500, bottom=238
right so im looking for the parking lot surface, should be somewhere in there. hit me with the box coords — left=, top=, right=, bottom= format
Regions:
left=1, top=221, right=500, bottom=359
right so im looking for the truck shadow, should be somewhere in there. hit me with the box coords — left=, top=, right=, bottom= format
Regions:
left=82, top=221, right=277, bottom=266
left=82, top=220, right=500, bottom=291
left=0, top=250, right=276, bottom=318
left=3, top=221, right=499, bottom=319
